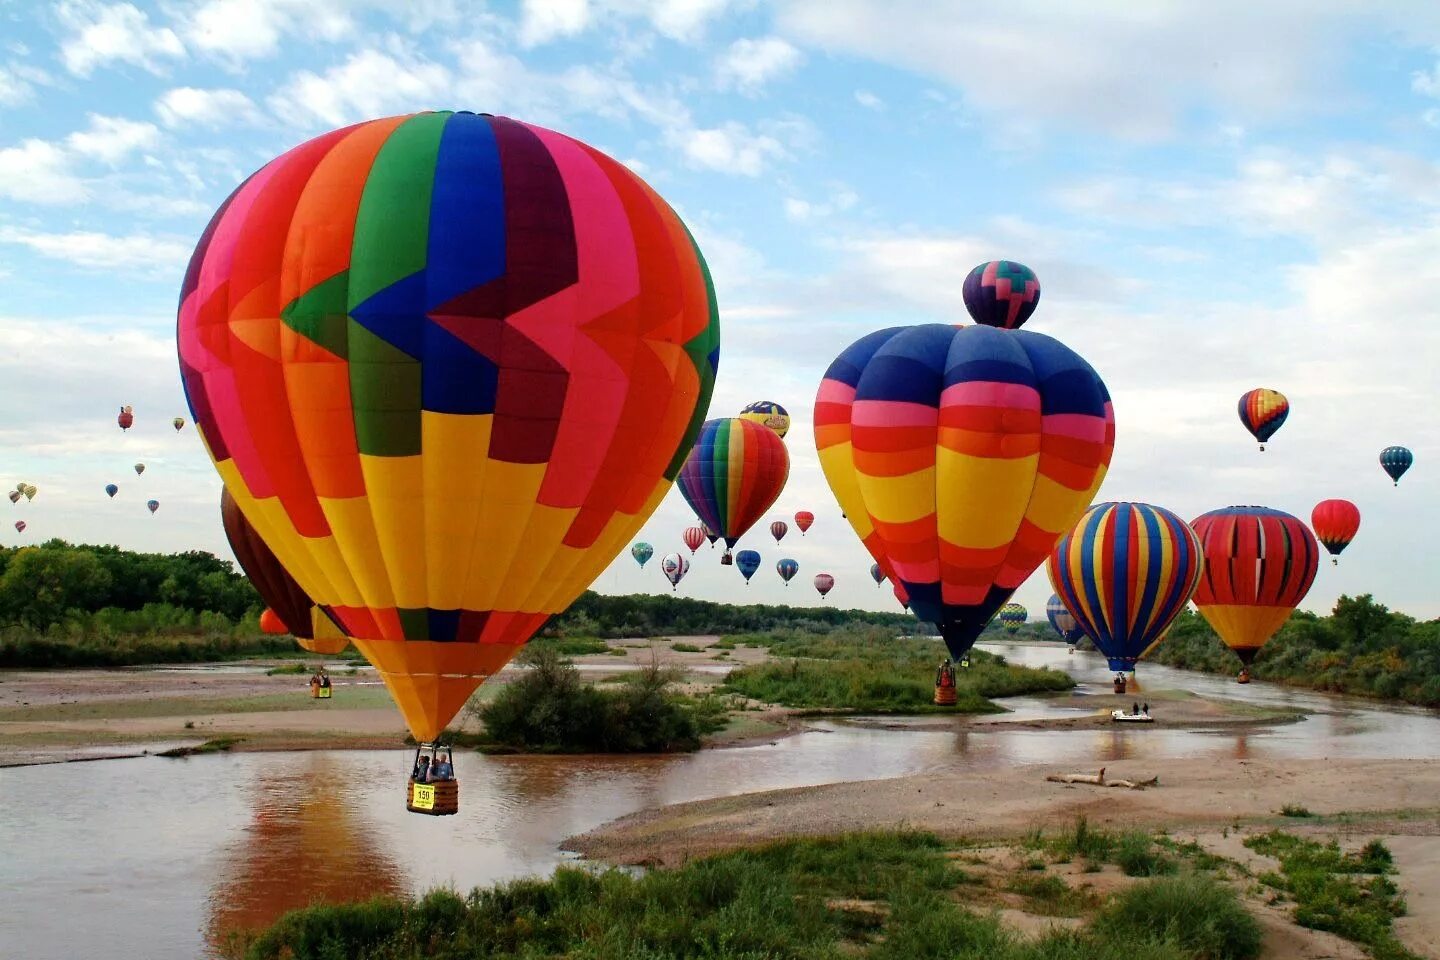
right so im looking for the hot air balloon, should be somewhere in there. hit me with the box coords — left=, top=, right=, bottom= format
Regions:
left=259, top=608, right=288, bottom=636
left=1311, top=499, right=1359, bottom=565
left=178, top=111, right=720, bottom=796
left=816, top=323, right=1115, bottom=662
left=117, top=405, right=133, bottom=431
left=133, top=463, right=145, bottom=476
left=146, top=499, right=159, bottom=514
left=677, top=418, right=789, bottom=565
left=105, top=483, right=118, bottom=498
left=962, top=260, right=1040, bottom=330
left=776, top=558, right=798, bottom=585
left=735, top=549, right=761, bottom=584
left=1191, top=506, right=1318, bottom=682
left=770, top=519, right=788, bottom=543
left=631, top=542, right=654, bottom=569
left=1237, top=388, right=1288, bottom=451
left=223, top=488, right=349, bottom=654
left=870, top=562, right=884, bottom=586
left=682, top=526, right=706, bottom=554
left=814, top=572, right=834, bottom=598
left=173, top=417, right=186, bottom=431
left=701, top=520, right=720, bottom=547
left=6, top=491, right=17, bottom=504
left=13, top=520, right=25, bottom=533
left=1380, top=446, right=1413, bottom=486
left=739, top=400, right=790, bottom=439
left=21, top=484, right=35, bottom=501
left=794, top=511, right=814, bottom=535
left=1045, top=593, right=1084, bottom=648
left=1049, top=502, right=1202, bottom=678
left=998, top=602, right=1027, bottom=634
left=661, top=553, right=690, bottom=591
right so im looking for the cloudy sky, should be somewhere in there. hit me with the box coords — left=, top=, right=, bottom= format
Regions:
left=1, top=0, right=1438, bottom=619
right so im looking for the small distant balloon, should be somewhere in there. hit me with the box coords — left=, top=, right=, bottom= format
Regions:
left=794, top=511, right=814, bottom=535
left=631, top=542, right=654, bottom=569
left=661, top=553, right=690, bottom=591
left=1379, top=446, right=1413, bottom=486
left=14, top=520, right=25, bottom=533
left=770, top=520, right=788, bottom=543
left=998, top=602, right=1027, bottom=634
left=962, top=260, right=1040, bottom=330
left=735, top=549, right=761, bottom=584
left=21, top=484, right=35, bottom=501
left=776, top=558, right=798, bottom=585
left=105, top=484, right=118, bottom=498
left=172, top=417, right=186, bottom=432
left=117, top=405, right=134, bottom=431
left=6, top=491, right=17, bottom=504
left=134, top=463, right=145, bottom=476
left=739, top=400, right=791, bottom=439
left=870, top=562, right=884, bottom=586
left=682, top=526, right=706, bottom=554
left=1237, top=388, right=1288, bottom=451
left=1311, top=499, right=1359, bottom=565
left=814, top=572, right=834, bottom=598
left=146, top=499, right=159, bottom=515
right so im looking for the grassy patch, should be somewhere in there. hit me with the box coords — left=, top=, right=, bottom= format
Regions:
left=158, top=736, right=243, bottom=757
left=264, top=663, right=314, bottom=676
left=1244, top=831, right=1416, bottom=959
left=1005, top=872, right=1097, bottom=917
left=1093, top=873, right=1262, bottom=960
left=0, top=686, right=399, bottom=722
left=530, top=635, right=611, bottom=656
left=1280, top=804, right=1314, bottom=818
left=670, top=642, right=703, bottom=653
left=1114, top=832, right=1178, bottom=877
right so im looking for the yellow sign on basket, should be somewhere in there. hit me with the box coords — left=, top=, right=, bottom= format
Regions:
left=412, top=783, right=436, bottom=810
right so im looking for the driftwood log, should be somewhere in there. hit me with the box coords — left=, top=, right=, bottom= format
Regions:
left=1045, top=767, right=1159, bottom=790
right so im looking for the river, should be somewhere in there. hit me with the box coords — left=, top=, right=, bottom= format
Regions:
left=2, top=644, right=1437, bottom=959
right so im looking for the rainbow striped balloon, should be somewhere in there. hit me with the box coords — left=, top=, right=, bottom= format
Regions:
left=677, top=418, right=789, bottom=562
left=816, top=323, right=1115, bottom=659
left=1047, top=501, right=1203, bottom=673
left=1237, top=388, right=1289, bottom=450
left=1046, top=593, right=1084, bottom=644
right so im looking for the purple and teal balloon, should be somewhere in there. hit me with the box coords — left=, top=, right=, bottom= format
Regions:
left=776, top=557, right=798, bottom=585
left=735, top=549, right=761, bottom=584
left=631, top=542, right=654, bottom=569
left=146, top=499, right=160, bottom=515
left=962, top=260, right=1040, bottom=330
left=870, top=562, right=884, bottom=586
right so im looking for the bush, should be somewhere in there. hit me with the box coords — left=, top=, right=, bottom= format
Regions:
left=1114, top=832, right=1178, bottom=877
left=1093, top=873, right=1262, bottom=960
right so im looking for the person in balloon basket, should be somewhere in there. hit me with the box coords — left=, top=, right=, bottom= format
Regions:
left=319, top=669, right=331, bottom=693
left=431, top=751, right=455, bottom=782
left=413, top=754, right=431, bottom=783
left=308, top=672, right=321, bottom=697
left=935, top=659, right=955, bottom=690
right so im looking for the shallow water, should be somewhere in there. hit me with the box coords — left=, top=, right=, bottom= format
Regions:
left=2, top=644, right=1437, bottom=959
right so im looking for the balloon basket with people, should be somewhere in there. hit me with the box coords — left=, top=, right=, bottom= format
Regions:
left=933, top=659, right=958, bottom=707
left=308, top=669, right=333, bottom=700
left=407, top=744, right=459, bottom=816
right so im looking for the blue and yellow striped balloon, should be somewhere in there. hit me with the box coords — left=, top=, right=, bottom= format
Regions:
left=1046, top=501, right=1202, bottom=673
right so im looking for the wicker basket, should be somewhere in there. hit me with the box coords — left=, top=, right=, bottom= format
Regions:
left=406, top=777, right=459, bottom=816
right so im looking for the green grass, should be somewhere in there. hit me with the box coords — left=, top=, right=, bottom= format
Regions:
left=264, top=663, right=314, bottom=676
left=158, top=736, right=244, bottom=757
left=1114, top=832, right=1178, bottom=878
left=0, top=685, right=399, bottom=722
left=1280, top=804, right=1314, bottom=818
left=1005, top=873, right=1096, bottom=917
left=530, top=635, right=612, bottom=656
left=226, top=831, right=1262, bottom=960
left=1244, top=831, right=1417, bottom=959
left=670, top=642, right=703, bottom=652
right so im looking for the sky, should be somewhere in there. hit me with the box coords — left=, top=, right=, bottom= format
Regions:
left=1, top=0, right=1439, bottom=621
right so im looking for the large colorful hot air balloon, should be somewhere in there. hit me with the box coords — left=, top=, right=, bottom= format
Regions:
left=1380, top=446, right=1413, bottom=486
left=677, top=418, right=789, bottom=565
left=998, top=602, right=1027, bottom=634
left=105, top=483, right=118, bottom=498
left=813, top=572, right=834, bottom=598
left=816, top=323, right=1115, bottom=661
left=682, top=526, right=706, bottom=554
left=178, top=111, right=719, bottom=750
left=776, top=557, right=798, bottom=585
left=794, top=510, right=814, bottom=535
left=224, top=488, right=350, bottom=654
left=1048, top=502, right=1202, bottom=674
left=146, top=499, right=159, bottom=514
left=962, top=260, right=1040, bottom=330
left=770, top=520, right=788, bottom=543
left=735, top=549, right=761, bottom=584
left=870, top=562, right=884, bottom=586
left=631, top=542, right=654, bottom=569
left=1237, top=388, right=1288, bottom=451
left=173, top=417, right=186, bottom=432
left=739, top=400, right=791, bottom=439
left=117, top=405, right=133, bottom=431
left=661, top=552, right=690, bottom=591
left=1045, top=593, right=1083, bottom=646
left=1311, top=499, right=1359, bottom=565
left=1191, top=506, right=1318, bottom=680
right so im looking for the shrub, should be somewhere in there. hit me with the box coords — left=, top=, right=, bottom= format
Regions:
left=1093, top=873, right=1262, bottom=960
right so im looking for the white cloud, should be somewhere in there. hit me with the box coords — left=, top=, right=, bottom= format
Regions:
left=782, top=185, right=857, bottom=221
left=1413, top=61, right=1440, bottom=98
left=853, top=89, right=884, bottom=111
left=0, top=139, right=87, bottom=204
left=56, top=1, right=184, bottom=77
left=776, top=0, right=1440, bottom=141
left=519, top=0, right=592, bottom=46
left=267, top=45, right=451, bottom=129
left=0, top=226, right=191, bottom=271
left=155, top=87, right=262, bottom=128
left=715, top=36, right=802, bottom=94
left=181, top=0, right=356, bottom=64
left=0, top=62, right=51, bottom=107
left=671, top=121, right=787, bottom=176
left=640, top=0, right=737, bottom=40
left=65, top=113, right=160, bottom=164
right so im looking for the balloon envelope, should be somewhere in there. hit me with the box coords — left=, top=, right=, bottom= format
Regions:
left=1311, top=499, right=1359, bottom=560
left=776, top=558, right=798, bottom=584
left=962, top=260, right=1040, bottom=330
left=173, top=417, right=186, bottom=431
left=1045, top=593, right=1083, bottom=644
left=682, top=526, right=706, bottom=554
left=816, top=323, right=1114, bottom=660
left=117, top=406, right=133, bottom=431
left=793, top=510, right=814, bottom=534
left=870, top=562, right=884, bottom=586
left=134, top=463, right=145, bottom=476
left=105, top=484, right=118, bottom=498
left=259, top=608, right=288, bottom=636
left=677, top=418, right=789, bottom=557
left=735, top=549, right=761, bottom=583
left=630, top=541, right=654, bottom=569
left=770, top=520, right=788, bottom=543
left=813, top=573, right=834, bottom=597
left=178, top=111, right=719, bottom=743
left=1237, top=388, right=1288, bottom=447
left=998, top=602, right=1027, bottom=633
left=1380, top=446, right=1413, bottom=485
left=1191, top=506, right=1318, bottom=667
left=1048, top=501, right=1202, bottom=671
left=661, top=552, right=690, bottom=589
left=146, top=499, right=159, bottom=514
left=739, top=400, right=791, bottom=439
